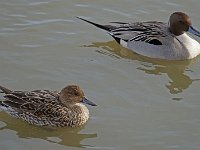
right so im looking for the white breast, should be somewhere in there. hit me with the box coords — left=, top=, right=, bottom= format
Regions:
left=176, top=33, right=200, bottom=59
left=124, top=33, right=200, bottom=60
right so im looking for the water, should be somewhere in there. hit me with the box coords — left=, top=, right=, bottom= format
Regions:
left=1, top=0, right=200, bottom=149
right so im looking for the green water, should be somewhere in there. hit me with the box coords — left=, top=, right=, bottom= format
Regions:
left=1, top=0, right=200, bottom=149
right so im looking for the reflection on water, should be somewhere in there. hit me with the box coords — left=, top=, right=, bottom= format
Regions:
left=85, top=41, right=200, bottom=96
left=0, top=111, right=97, bottom=148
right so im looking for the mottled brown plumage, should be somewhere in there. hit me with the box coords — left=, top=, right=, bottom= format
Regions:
left=0, top=85, right=96, bottom=127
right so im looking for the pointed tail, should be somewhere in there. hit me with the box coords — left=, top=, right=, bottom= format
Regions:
left=76, top=16, right=116, bottom=31
left=0, top=86, right=12, bottom=94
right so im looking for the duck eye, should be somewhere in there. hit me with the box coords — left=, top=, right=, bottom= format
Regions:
left=74, top=92, right=79, bottom=96
left=179, top=21, right=185, bottom=24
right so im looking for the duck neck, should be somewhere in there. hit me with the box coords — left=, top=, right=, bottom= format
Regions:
left=70, top=104, right=90, bottom=127
left=73, top=103, right=89, bottom=115
left=65, top=103, right=89, bottom=118
left=169, top=27, right=184, bottom=36
left=176, top=33, right=200, bottom=59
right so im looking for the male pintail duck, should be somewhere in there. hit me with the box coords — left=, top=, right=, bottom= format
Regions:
left=0, top=85, right=97, bottom=127
left=77, top=12, right=200, bottom=60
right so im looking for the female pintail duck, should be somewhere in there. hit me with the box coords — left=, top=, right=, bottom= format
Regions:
left=77, top=12, right=200, bottom=60
left=0, top=85, right=97, bottom=127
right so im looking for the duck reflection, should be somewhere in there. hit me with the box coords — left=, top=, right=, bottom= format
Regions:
left=0, top=111, right=97, bottom=148
left=85, top=41, right=200, bottom=95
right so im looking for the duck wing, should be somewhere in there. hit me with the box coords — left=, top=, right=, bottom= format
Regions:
left=77, top=17, right=170, bottom=46
left=0, top=86, right=60, bottom=115
left=109, top=21, right=168, bottom=45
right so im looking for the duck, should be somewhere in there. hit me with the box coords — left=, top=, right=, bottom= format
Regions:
left=77, top=12, right=200, bottom=60
left=0, top=85, right=97, bottom=127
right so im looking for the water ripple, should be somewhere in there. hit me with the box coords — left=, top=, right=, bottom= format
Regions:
left=8, top=14, right=26, bottom=18
left=28, top=1, right=49, bottom=6
left=18, top=44, right=43, bottom=48
left=103, top=8, right=131, bottom=17
left=13, top=19, right=74, bottom=26
left=75, top=4, right=89, bottom=7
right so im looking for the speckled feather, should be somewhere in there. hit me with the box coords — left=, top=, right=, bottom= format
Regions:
left=0, top=85, right=92, bottom=127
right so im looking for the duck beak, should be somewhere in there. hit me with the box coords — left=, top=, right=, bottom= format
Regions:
left=188, top=26, right=200, bottom=37
left=81, top=97, right=97, bottom=106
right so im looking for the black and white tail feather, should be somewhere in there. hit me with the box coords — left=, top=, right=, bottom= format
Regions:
left=76, top=16, right=166, bottom=46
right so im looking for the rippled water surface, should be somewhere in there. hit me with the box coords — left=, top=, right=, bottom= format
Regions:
left=1, top=0, right=200, bottom=150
